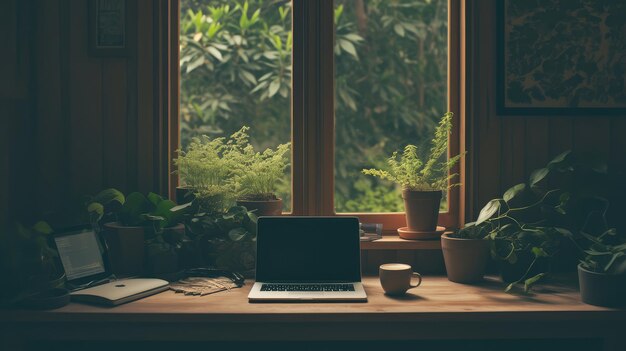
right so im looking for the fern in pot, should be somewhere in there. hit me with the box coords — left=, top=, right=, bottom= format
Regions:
left=174, top=133, right=239, bottom=213
left=227, top=127, right=290, bottom=216
left=362, top=112, right=462, bottom=237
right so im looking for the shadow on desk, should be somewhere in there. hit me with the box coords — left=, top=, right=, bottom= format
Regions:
left=30, top=339, right=603, bottom=351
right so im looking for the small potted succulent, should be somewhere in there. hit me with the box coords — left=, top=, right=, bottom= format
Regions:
left=577, top=227, right=626, bottom=307
left=87, top=189, right=184, bottom=276
left=227, top=127, right=290, bottom=216
left=362, top=112, right=462, bottom=237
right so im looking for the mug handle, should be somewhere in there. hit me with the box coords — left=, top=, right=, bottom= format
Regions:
left=409, top=272, right=422, bottom=288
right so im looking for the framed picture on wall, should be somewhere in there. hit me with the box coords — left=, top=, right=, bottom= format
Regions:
left=497, top=0, right=626, bottom=115
left=88, top=0, right=127, bottom=56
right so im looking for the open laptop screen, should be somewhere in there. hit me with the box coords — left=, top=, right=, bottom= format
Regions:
left=256, top=217, right=361, bottom=282
left=54, top=229, right=106, bottom=281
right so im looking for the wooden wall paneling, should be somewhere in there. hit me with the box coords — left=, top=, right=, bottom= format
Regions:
left=68, top=0, right=103, bottom=203
left=396, top=250, right=415, bottom=266
left=414, top=250, right=446, bottom=275
left=572, top=118, right=611, bottom=160
left=136, top=0, right=155, bottom=194
left=0, top=100, right=10, bottom=227
left=500, top=117, right=526, bottom=191
left=126, top=0, right=139, bottom=192
left=471, top=0, right=500, bottom=215
left=608, top=118, right=626, bottom=233
left=524, top=117, right=550, bottom=173
left=364, top=250, right=396, bottom=275
left=102, top=59, right=129, bottom=192
left=36, top=0, right=64, bottom=217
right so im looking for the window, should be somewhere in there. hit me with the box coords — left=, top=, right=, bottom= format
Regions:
left=172, top=0, right=461, bottom=231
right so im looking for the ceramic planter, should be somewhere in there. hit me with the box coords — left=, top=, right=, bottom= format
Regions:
left=578, top=264, right=626, bottom=307
left=441, top=233, right=490, bottom=283
left=402, top=189, right=442, bottom=232
left=102, top=222, right=146, bottom=276
left=175, top=186, right=195, bottom=204
left=236, top=198, right=283, bottom=216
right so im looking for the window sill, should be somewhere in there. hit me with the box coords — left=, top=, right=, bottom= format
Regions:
left=360, top=234, right=450, bottom=250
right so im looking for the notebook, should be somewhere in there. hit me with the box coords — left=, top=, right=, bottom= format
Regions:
left=248, top=216, right=367, bottom=302
left=53, top=226, right=169, bottom=306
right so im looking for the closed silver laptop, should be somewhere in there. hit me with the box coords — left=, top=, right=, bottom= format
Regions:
left=248, top=216, right=367, bottom=302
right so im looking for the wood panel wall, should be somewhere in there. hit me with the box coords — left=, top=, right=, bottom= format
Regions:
left=465, top=0, right=626, bottom=228
left=0, top=0, right=167, bottom=227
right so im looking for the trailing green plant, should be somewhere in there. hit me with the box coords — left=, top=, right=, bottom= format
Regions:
left=460, top=150, right=611, bottom=292
left=0, top=221, right=63, bottom=304
left=87, top=189, right=183, bottom=231
left=579, top=227, right=626, bottom=274
left=574, top=200, right=626, bottom=275
left=362, top=112, right=462, bottom=191
left=177, top=204, right=258, bottom=272
left=226, top=126, right=290, bottom=201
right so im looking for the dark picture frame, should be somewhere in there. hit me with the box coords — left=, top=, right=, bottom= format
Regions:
left=496, top=0, right=626, bottom=116
left=88, top=0, right=128, bottom=57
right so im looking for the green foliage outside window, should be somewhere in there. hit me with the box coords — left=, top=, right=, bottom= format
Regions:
left=180, top=0, right=448, bottom=212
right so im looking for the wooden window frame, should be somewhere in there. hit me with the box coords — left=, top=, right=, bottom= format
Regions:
left=168, top=0, right=464, bottom=233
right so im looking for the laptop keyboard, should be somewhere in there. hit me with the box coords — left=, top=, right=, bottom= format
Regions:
left=261, top=283, right=355, bottom=292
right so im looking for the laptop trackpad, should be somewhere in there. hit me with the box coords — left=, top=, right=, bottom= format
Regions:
left=287, top=292, right=326, bottom=296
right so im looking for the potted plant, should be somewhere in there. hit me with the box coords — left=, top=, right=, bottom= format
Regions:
left=174, top=132, right=239, bottom=213
left=442, top=222, right=490, bottom=283
left=87, top=189, right=185, bottom=276
left=362, top=112, right=462, bottom=237
left=577, top=225, right=626, bottom=306
left=179, top=202, right=258, bottom=277
left=228, top=127, right=290, bottom=216
left=461, top=150, right=610, bottom=292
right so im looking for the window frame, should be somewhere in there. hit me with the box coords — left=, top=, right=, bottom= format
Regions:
left=169, top=0, right=464, bottom=233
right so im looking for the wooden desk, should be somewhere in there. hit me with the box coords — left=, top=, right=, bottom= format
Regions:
left=1, top=277, right=624, bottom=351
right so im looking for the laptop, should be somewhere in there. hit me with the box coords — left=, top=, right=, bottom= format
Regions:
left=53, top=226, right=169, bottom=306
left=248, top=216, right=367, bottom=302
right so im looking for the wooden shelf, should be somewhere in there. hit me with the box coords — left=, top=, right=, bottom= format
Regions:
left=360, top=234, right=449, bottom=250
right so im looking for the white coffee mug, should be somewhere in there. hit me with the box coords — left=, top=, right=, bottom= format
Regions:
left=379, top=263, right=422, bottom=295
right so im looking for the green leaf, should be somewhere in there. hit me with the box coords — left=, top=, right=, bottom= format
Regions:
left=531, top=247, right=548, bottom=258
left=228, top=227, right=248, bottom=241
left=87, top=202, right=105, bottom=221
left=394, top=23, right=405, bottom=37
left=32, top=221, right=53, bottom=235
left=554, top=227, right=572, bottom=237
left=338, top=39, right=358, bottom=59
left=503, top=183, right=525, bottom=202
left=171, top=202, right=193, bottom=212
left=92, top=188, right=125, bottom=206
left=186, top=56, right=204, bottom=74
left=207, top=46, right=224, bottom=61
left=529, top=167, right=549, bottom=187
left=476, top=199, right=501, bottom=225
left=504, top=283, right=514, bottom=293
left=147, top=192, right=163, bottom=207
left=268, top=79, right=281, bottom=97
left=524, top=273, right=546, bottom=292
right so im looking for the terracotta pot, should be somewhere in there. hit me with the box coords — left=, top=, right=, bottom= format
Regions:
left=402, top=189, right=442, bottom=232
left=102, top=222, right=145, bottom=276
left=441, top=234, right=490, bottom=283
left=578, top=264, right=626, bottom=307
left=236, top=198, right=283, bottom=216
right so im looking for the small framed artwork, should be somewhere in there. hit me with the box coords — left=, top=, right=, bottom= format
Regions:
left=88, top=0, right=127, bottom=56
left=497, top=0, right=626, bottom=115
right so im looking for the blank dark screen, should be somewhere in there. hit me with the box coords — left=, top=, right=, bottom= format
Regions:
left=256, top=217, right=361, bottom=282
